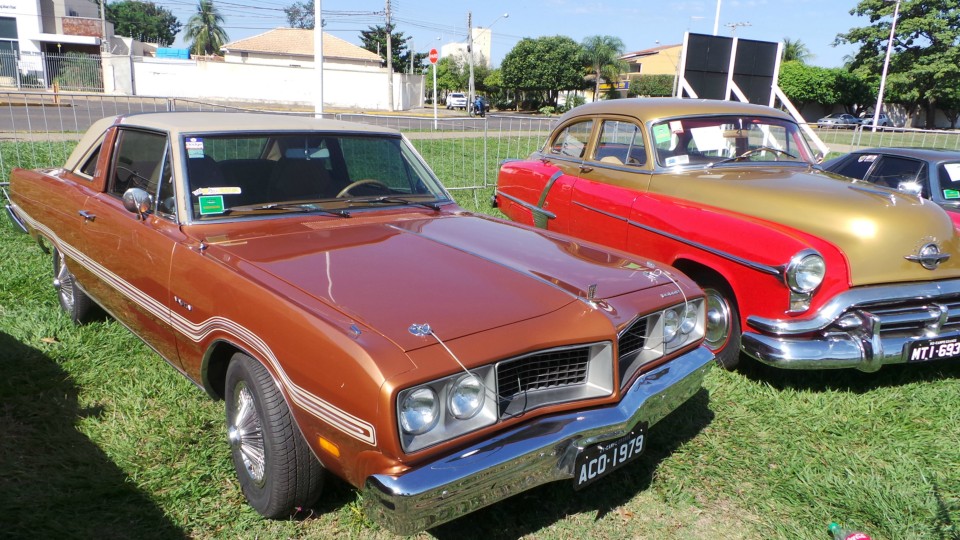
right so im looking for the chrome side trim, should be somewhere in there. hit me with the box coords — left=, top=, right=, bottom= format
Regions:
left=5, top=203, right=29, bottom=234
left=572, top=200, right=782, bottom=277
left=536, top=170, right=564, bottom=207
left=747, top=279, right=960, bottom=335
left=363, top=346, right=714, bottom=535
left=496, top=190, right=557, bottom=220
left=15, top=206, right=378, bottom=446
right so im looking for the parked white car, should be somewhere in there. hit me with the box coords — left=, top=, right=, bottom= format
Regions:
left=446, top=92, right=467, bottom=109
left=861, top=113, right=895, bottom=127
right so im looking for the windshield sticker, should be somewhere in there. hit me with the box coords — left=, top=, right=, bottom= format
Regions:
left=192, top=187, right=241, bottom=196
left=944, top=189, right=960, bottom=200
left=669, top=121, right=684, bottom=134
left=185, top=137, right=205, bottom=159
left=690, top=126, right=725, bottom=152
left=653, top=124, right=671, bottom=144
left=198, top=195, right=225, bottom=215
left=665, top=154, right=690, bottom=167
left=944, top=163, right=960, bottom=182
left=857, top=154, right=878, bottom=163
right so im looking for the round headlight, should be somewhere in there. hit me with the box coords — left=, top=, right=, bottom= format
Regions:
left=786, top=250, right=826, bottom=293
left=663, top=307, right=681, bottom=342
left=448, top=374, right=485, bottom=420
left=680, top=302, right=699, bottom=335
left=399, top=387, right=439, bottom=435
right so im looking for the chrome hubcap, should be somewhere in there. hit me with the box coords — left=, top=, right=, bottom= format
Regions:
left=704, top=289, right=731, bottom=351
left=229, top=383, right=265, bottom=486
left=55, top=253, right=74, bottom=310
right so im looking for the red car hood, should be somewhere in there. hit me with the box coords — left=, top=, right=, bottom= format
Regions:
left=207, top=214, right=678, bottom=351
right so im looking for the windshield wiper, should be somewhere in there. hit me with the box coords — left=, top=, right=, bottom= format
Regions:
left=226, top=202, right=351, bottom=217
left=707, top=146, right=798, bottom=168
left=340, top=195, right=444, bottom=211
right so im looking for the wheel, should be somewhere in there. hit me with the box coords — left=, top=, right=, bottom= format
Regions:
left=225, top=353, right=324, bottom=518
left=53, top=247, right=97, bottom=324
left=696, top=278, right=742, bottom=369
left=336, top=179, right=390, bottom=198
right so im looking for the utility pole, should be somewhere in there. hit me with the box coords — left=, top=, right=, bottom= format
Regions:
left=467, top=11, right=474, bottom=107
left=99, top=0, right=108, bottom=53
left=314, top=0, right=324, bottom=115
left=386, top=0, right=394, bottom=111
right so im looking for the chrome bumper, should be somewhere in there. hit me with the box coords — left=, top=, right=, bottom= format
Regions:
left=742, top=279, right=960, bottom=371
left=362, top=346, right=713, bottom=535
left=5, top=202, right=29, bottom=234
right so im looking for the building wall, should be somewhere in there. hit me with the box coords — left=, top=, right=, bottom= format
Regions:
left=5, top=0, right=42, bottom=53
left=222, top=52, right=381, bottom=72
left=628, top=48, right=681, bottom=76
left=131, top=57, right=424, bottom=110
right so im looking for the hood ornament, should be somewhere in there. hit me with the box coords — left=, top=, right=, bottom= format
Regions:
left=906, top=242, right=950, bottom=270
left=409, top=323, right=432, bottom=336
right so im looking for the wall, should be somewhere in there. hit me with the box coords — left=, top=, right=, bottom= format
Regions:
left=130, top=57, right=424, bottom=110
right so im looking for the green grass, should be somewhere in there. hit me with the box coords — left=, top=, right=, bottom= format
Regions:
left=2, top=143, right=960, bottom=539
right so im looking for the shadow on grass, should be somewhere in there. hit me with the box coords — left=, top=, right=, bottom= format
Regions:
left=0, top=330, right=186, bottom=539
left=734, top=353, right=960, bottom=394
left=427, top=388, right=714, bottom=539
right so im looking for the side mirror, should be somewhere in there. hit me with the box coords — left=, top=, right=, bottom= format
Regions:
left=897, top=181, right=923, bottom=197
left=122, top=187, right=153, bottom=220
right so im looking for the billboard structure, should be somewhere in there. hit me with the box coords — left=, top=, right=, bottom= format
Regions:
left=675, top=32, right=828, bottom=155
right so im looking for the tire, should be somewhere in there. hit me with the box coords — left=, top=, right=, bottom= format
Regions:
left=225, top=353, right=324, bottom=518
left=52, top=247, right=97, bottom=324
left=696, top=277, right=742, bottom=370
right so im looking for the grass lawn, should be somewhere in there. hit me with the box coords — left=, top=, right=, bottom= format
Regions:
left=2, top=143, right=960, bottom=539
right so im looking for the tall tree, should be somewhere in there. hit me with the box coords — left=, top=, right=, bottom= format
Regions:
left=781, top=37, right=813, bottom=63
left=359, top=24, right=423, bottom=73
left=284, top=0, right=314, bottom=29
left=580, top=35, right=626, bottom=101
left=502, top=36, right=584, bottom=108
left=836, top=0, right=960, bottom=128
left=184, top=0, right=229, bottom=56
left=105, top=1, right=182, bottom=46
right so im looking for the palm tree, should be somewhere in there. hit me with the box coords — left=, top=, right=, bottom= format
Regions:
left=185, top=0, right=229, bottom=56
left=581, top=35, right=627, bottom=102
left=782, top=37, right=813, bottom=63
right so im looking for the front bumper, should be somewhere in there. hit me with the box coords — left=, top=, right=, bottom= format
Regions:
left=742, top=279, right=960, bottom=371
left=5, top=198, right=29, bottom=234
left=362, top=346, right=713, bottom=535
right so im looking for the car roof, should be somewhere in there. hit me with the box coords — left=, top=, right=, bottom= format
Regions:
left=852, top=147, right=960, bottom=161
left=557, top=97, right=794, bottom=123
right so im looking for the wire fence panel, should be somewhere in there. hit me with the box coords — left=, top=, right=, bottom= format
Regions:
left=0, top=52, right=104, bottom=92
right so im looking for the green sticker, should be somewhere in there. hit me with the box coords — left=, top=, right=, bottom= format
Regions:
left=945, top=189, right=960, bottom=200
left=653, top=124, right=671, bottom=144
left=199, top=195, right=225, bottom=215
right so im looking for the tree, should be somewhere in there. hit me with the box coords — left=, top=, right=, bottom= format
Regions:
left=781, top=37, right=813, bottom=63
left=501, top=36, right=585, bottom=108
left=105, top=0, right=182, bottom=46
left=836, top=0, right=960, bottom=128
left=359, top=24, right=425, bottom=73
left=580, top=35, right=626, bottom=101
left=628, top=74, right=674, bottom=97
left=184, top=0, right=229, bottom=57
left=284, top=0, right=314, bottom=29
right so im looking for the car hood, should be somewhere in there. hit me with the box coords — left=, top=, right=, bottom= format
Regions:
left=657, top=165, right=960, bottom=285
left=204, top=214, right=679, bottom=351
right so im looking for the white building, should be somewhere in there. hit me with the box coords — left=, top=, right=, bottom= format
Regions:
left=0, top=0, right=108, bottom=56
left=440, top=27, right=494, bottom=68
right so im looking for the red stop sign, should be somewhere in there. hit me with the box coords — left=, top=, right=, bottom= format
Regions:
left=429, top=48, right=439, bottom=64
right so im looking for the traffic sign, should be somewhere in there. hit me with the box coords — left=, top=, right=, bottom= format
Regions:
left=429, top=48, right=439, bottom=64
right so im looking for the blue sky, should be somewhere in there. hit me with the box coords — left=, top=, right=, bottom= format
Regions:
left=162, top=0, right=871, bottom=68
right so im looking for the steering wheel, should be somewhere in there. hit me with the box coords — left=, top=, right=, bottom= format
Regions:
left=737, top=147, right=797, bottom=161
left=115, top=165, right=151, bottom=190
left=336, top=179, right=390, bottom=198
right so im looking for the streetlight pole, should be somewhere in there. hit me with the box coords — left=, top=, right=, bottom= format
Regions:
left=467, top=12, right=508, bottom=109
left=873, top=0, right=901, bottom=132
left=314, top=0, right=323, bottom=116
left=713, top=0, right=722, bottom=35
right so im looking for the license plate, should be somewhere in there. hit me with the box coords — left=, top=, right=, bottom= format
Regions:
left=908, top=336, right=960, bottom=362
left=573, top=424, right=647, bottom=490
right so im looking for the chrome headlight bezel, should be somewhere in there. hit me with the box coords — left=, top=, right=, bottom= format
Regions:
left=664, top=297, right=706, bottom=353
left=784, top=249, right=825, bottom=294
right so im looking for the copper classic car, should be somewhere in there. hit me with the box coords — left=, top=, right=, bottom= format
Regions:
left=4, top=112, right=714, bottom=533
left=495, top=98, right=960, bottom=372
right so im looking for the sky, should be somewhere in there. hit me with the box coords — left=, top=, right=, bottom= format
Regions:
left=161, top=0, right=872, bottom=69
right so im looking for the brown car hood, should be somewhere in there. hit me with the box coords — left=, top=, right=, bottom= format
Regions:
left=205, top=213, right=676, bottom=351
left=658, top=166, right=960, bottom=285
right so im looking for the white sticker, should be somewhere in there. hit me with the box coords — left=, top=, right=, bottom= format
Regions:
left=665, top=154, right=690, bottom=167
left=857, top=154, right=878, bottom=163
left=192, top=187, right=242, bottom=196
left=944, top=163, right=960, bottom=182
left=669, top=121, right=684, bottom=134
left=690, top=126, right=725, bottom=152
left=186, top=137, right=205, bottom=158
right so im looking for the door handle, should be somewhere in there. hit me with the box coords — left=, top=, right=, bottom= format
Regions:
left=78, top=210, right=96, bottom=222
left=579, top=164, right=594, bottom=173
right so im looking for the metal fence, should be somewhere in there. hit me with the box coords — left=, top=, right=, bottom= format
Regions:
left=0, top=91, right=556, bottom=194
left=804, top=123, right=960, bottom=155
left=0, top=52, right=103, bottom=92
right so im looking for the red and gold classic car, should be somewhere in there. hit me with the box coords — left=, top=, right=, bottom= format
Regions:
left=5, top=112, right=713, bottom=533
left=495, top=98, right=960, bottom=372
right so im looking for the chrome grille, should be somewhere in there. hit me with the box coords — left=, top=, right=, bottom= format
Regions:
left=497, top=347, right=590, bottom=398
left=856, top=298, right=960, bottom=337
left=619, top=318, right=648, bottom=358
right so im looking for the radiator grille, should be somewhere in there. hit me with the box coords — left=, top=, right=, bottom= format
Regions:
left=619, top=317, right=648, bottom=358
left=497, top=347, right=590, bottom=398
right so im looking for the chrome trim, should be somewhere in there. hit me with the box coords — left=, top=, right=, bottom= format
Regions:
left=496, top=190, right=557, bottom=221
left=782, top=248, right=824, bottom=293
left=572, top=201, right=781, bottom=277
left=363, top=346, right=714, bottom=535
left=747, top=279, right=960, bottom=335
left=5, top=203, right=29, bottom=234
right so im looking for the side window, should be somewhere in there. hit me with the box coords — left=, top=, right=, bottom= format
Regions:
left=110, top=129, right=170, bottom=213
left=549, top=120, right=594, bottom=159
left=593, top=120, right=646, bottom=166
left=867, top=156, right=924, bottom=189
left=833, top=154, right=877, bottom=180
left=74, top=133, right=106, bottom=179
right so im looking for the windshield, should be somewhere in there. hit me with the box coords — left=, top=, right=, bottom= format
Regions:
left=650, top=115, right=815, bottom=168
left=183, top=132, right=449, bottom=221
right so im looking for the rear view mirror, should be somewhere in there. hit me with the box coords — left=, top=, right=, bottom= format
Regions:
left=897, top=181, right=923, bottom=197
left=122, top=187, right=153, bottom=219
